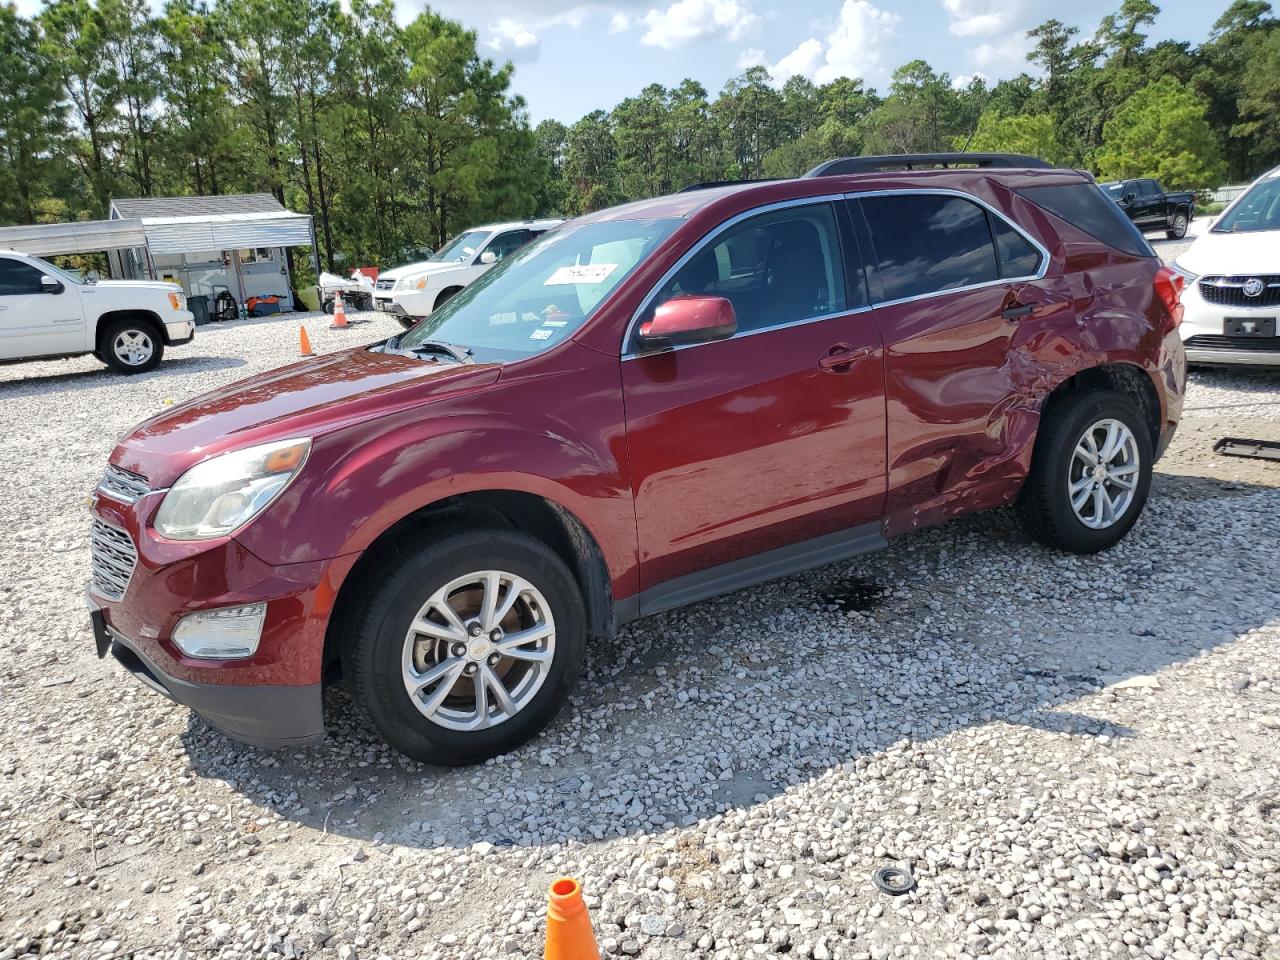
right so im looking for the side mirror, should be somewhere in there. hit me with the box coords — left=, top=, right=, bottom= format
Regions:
left=478, top=251, right=497, bottom=265
left=638, top=295, right=737, bottom=350
left=40, top=275, right=64, bottom=295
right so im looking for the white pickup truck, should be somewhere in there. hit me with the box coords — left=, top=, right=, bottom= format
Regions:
left=0, top=249, right=195, bottom=374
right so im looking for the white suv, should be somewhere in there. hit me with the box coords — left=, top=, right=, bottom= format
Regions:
left=0, top=250, right=195, bottom=374
left=1172, top=165, right=1280, bottom=367
left=374, top=220, right=563, bottom=328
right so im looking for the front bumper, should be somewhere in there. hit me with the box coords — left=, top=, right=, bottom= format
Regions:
left=88, top=487, right=359, bottom=749
left=165, top=314, right=196, bottom=346
left=378, top=288, right=434, bottom=319
left=1180, top=288, right=1280, bottom=367
left=89, top=598, right=324, bottom=748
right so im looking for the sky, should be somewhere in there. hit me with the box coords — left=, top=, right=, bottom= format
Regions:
left=419, top=0, right=1218, bottom=123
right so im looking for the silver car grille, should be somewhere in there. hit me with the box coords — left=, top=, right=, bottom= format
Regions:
left=90, top=519, right=138, bottom=602
left=375, top=278, right=396, bottom=291
left=98, top=464, right=151, bottom=504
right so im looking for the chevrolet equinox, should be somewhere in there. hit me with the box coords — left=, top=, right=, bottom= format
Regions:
left=88, top=153, right=1187, bottom=765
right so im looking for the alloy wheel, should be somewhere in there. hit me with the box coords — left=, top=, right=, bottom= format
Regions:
left=401, top=570, right=555, bottom=731
left=1068, top=418, right=1140, bottom=530
left=113, top=329, right=155, bottom=367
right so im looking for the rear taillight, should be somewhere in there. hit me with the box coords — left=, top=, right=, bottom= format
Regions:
left=1154, top=265, right=1184, bottom=329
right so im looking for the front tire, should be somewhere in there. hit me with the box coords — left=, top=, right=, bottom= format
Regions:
left=434, top=287, right=462, bottom=311
left=1016, top=389, right=1153, bottom=554
left=1166, top=211, right=1188, bottom=240
left=345, top=528, right=587, bottom=765
left=100, top=318, right=163, bottom=374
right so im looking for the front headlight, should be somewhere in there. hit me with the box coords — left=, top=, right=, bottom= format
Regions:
left=168, top=292, right=186, bottom=310
left=1170, top=260, right=1198, bottom=284
left=154, top=438, right=311, bottom=541
left=398, top=274, right=429, bottom=291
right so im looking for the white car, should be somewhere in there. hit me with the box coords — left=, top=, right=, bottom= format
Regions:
left=374, top=219, right=564, bottom=328
left=1172, top=165, right=1280, bottom=367
left=0, top=249, right=195, bottom=374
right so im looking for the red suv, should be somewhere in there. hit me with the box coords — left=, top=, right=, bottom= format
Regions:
left=87, top=154, right=1187, bottom=765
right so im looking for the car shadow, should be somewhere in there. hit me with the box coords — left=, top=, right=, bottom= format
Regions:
left=0, top=355, right=247, bottom=393
left=180, top=470, right=1279, bottom=851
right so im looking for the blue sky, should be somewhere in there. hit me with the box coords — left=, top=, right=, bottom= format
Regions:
left=422, top=0, right=1218, bottom=123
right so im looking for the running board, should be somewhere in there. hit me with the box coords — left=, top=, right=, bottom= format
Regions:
left=637, top=522, right=888, bottom=617
left=1213, top=437, right=1280, bottom=462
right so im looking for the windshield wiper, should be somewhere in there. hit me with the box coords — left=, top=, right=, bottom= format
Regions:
left=405, top=339, right=475, bottom=364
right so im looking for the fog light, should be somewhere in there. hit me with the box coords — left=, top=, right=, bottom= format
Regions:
left=172, top=603, right=267, bottom=659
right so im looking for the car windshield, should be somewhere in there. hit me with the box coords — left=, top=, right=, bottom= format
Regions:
left=398, top=217, right=681, bottom=361
left=1102, top=183, right=1125, bottom=198
left=30, top=255, right=84, bottom=284
left=1213, top=178, right=1280, bottom=233
left=429, top=229, right=492, bottom=263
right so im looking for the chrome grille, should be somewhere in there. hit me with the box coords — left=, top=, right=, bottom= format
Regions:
left=1198, top=276, right=1280, bottom=309
left=1185, top=335, right=1280, bottom=353
left=97, top=464, right=151, bottom=504
left=375, top=278, right=396, bottom=291
left=90, top=519, right=138, bottom=601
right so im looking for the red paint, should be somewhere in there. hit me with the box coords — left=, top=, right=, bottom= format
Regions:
left=91, top=166, right=1186, bottom=695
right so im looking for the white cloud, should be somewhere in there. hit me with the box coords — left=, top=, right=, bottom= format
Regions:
left=480, top=6, right=592, bottom=63
left=640, top=0, right=761, bottom=49
left=609, top=11, right=633, bottom=32
left=968, top=32, right=1033, bottom=74
left=737, top=47, right=766, bottom=68
left=941, top=0, right=1007, bottom=37
left=748, top=0, right=899, bottom=87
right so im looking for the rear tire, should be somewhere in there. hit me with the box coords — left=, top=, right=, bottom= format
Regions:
left=1016, top=389, right=1153, bottom=554
left=345, top=528, right=587, bottom=765
left=1166, top=211, right=1188, bottom=240
left=100, top=318, right=163, bottom=374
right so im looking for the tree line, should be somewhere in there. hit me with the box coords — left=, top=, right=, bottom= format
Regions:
left=1, top=0, right=1277, bottom=275
left=537, top=0, right=1279, bottom=215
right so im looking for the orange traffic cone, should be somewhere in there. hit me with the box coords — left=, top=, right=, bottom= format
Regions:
left=330, top=291, right=350, bottom=329
left=299, top=325, right=315, bottom=356
left=544, top=878, right=600, bottom=960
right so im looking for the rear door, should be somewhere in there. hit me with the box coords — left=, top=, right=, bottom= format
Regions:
left=0, top=256, right=85, bottom=360
left=622, top=199, right=887, bottom=606
left=851, top=190, right=1049, bottom=535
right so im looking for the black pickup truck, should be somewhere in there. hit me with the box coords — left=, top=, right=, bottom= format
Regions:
left=1099, top=178, right=1196, bottom=239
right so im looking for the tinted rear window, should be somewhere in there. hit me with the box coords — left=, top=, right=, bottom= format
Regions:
left=859, top=194, right=999, bottom=302
left=1018, top=183, right=1154, bottom=258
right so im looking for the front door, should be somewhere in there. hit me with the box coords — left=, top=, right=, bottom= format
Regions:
left=622, top=200, right=887, bottom=607
left=0, top=256, right=85, bottom=360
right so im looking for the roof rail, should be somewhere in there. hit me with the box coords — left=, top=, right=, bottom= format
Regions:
left=803, top=153, right=1052, bottom=177
left=677, top=179, right=778, bottom=193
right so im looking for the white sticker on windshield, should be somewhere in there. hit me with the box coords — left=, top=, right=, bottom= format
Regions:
left=544, top=263, right=618, bottom=286
left=529, top=328, right=554, bottom=340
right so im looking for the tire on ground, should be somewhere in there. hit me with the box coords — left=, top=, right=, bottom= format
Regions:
left=1016, top=388, right=1154, bottom=554
left=99, top=316, right=164, bottom=374
left=1166, top=211, right=1188, bottom=240
left=344, top=527, right=587, bottom=765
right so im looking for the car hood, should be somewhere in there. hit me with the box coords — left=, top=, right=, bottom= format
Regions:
left=111, top=348, right=500, bottom=486
left=1178, top=229, right=1280, bottom=276
left=378, top=260, right=466, bottom=282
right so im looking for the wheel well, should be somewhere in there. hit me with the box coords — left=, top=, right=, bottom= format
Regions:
left=323, top=491, right=614, bottom=680
left=1040, top=363, right=1160, bottom=448
left=97, top=310, right=164, bottom=347
left=434, top=287, right=463, bottom=310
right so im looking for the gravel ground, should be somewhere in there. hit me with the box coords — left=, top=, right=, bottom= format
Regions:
left=1, top=283, right=1278, bottom=960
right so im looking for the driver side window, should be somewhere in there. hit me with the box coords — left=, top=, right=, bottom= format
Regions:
left=485, top=230, right=534, bottom=262
left=0, top=258, right=44, bottom=296
left=641, top=202, right=847, bottom=342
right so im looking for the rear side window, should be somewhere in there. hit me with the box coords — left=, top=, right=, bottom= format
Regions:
left=990, top=217, right=1042, bottom=278
left=1017, top=183, right=1154, bottom=258
left=859, top=194, right=998, bottom=302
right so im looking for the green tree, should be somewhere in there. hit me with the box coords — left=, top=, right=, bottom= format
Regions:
left=533, top=119, right=569, bottom=216
left=563, top=110, right=619, bottom=213
left=711, top=67, right=786, bottom=179
left=961, top=111, right=1070, bottom=166
left=1096, top=76, right=1225, bottom=189
left=1232, top=27, right=1280, bottom=172
left=0, top=4, right=67, bottom=224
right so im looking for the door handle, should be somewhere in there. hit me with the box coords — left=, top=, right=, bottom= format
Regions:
left=818, top=344, right=873, bottom=373
left=1002, top=303, right=1035, bottom=321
